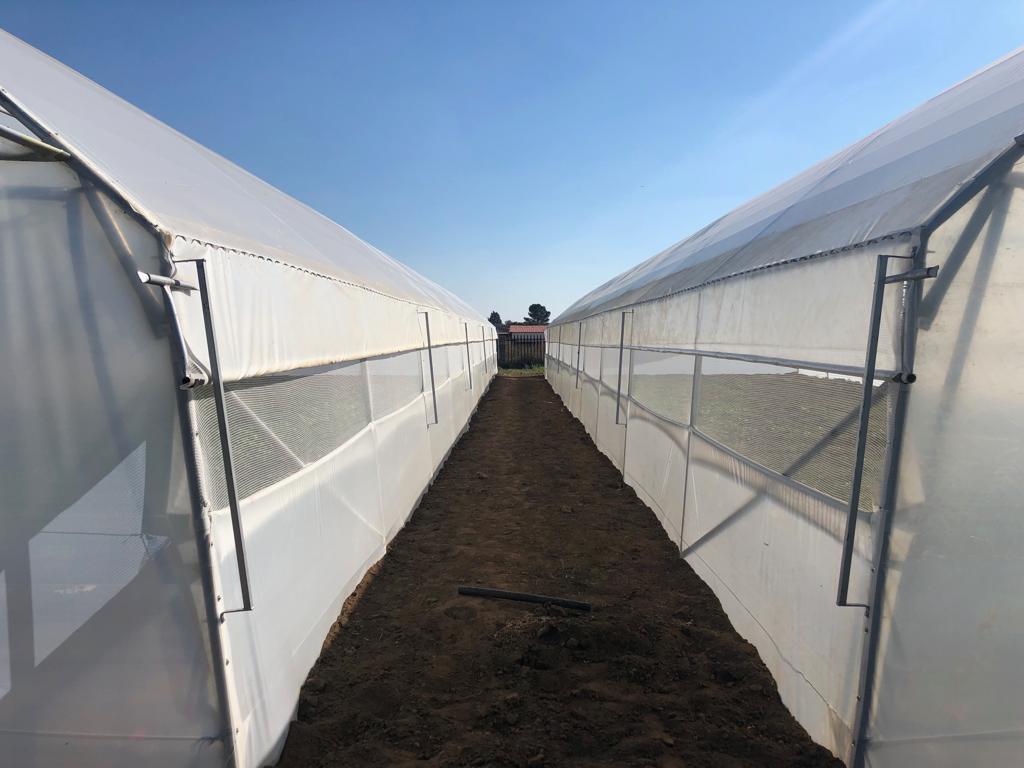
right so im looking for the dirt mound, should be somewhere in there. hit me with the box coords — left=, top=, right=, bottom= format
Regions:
left=279, top=376, right=842, bottom=767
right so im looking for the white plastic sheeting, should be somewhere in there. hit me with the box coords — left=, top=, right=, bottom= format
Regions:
left=547, top=47, right=1024, bottom=768
left=0, top=31, right=478, bottom=324
left=0, top=29, right=483, bottom=379
left=0, top=161, right=226, bottom=766
left=548, top=341, right=882, bottom=758
left=863, top=156, right=1024, bottom=767
left=194, top=340, right=495, bottom=767
left=0, top=29, right=495, bottom=768
left=557, top=47, right=1024, bottom=325
left=168, top=240, right=481, bottom=383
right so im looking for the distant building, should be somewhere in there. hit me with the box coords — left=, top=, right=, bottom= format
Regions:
left=504, top=324, right=547, bottom=339
left=497, top=324, right=547, bottom=367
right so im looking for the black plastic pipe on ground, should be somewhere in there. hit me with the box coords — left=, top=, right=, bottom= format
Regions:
left=457, top=585, right=592, bottom=612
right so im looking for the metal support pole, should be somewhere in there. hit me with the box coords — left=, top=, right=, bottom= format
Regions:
left=421, top=311, right=439, bottom=425
left=849, top=241, right=935, bottom=767
left=481, top=326, right=488, bottom=374
left=575, top=321, right=583, bottom=388
left=157, top=289, right=236, bottom=755
left=837, top=255, right=937, bottom=608
left=836, top=253, right=890, bottom=608
left=0, top=123, right=70, bottom=160
left=678, top=354, right=702, bottom=553
left=849, top=374, right=908, bottom=766
left=195, top=260, right=253, bottom=615
left=614, top=310, right=632, bottom=424
left=464, top=322, right=473, bottom=390
left=620, top=322, right=637, bottom=473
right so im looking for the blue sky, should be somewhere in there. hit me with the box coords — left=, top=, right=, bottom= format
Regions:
left=4, top=1, right=1023, bottom=320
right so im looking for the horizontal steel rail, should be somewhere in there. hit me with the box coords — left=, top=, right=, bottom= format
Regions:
left=575, top=343, right=896, bottom=380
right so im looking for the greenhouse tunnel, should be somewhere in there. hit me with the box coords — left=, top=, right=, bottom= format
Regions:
left=0, top=29, right=495, bottom=768
left=1, top=27, right=1023, bottom=768
left=544, top=46, right=1024, bottom=768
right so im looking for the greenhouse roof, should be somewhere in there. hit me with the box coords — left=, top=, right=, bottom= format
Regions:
left=0, top=30, right=480, bottom=320
left=556, top=47, right=1024, bottom=324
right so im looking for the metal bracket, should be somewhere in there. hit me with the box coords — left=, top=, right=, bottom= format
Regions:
left=884, top=265, right=939, bottom=284
left=195, top=260, right=254, bottom=617
left=138, top=270, right=196, bottom=291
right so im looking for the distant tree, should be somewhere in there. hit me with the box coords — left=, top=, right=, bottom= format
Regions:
left=524, top=303, right=550, bottom=325
left=488, top=311, right=505, bottom=331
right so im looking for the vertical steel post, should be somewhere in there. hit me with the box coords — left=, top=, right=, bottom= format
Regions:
left=575, top=320, right=583, bottom=388
left=836, top=253, right=890, bottom=608
left=363, top=355, right=376, bottom=420
left=614, top=310, right=632, bottom=424
left=464, top=322, right=473, bottom=390
left=849, top=376, right=907, bottom=766
left=196, top=260, right=253, bottom=614
left=850, top=242, right=932, bottom=767
left=162, top=298, right=237, bottom=753
left=481, top=326, right=488, bottom=374
left=421, top=311, right=439, bottom=425
left=620, top=318, right=637, bottom=473
left=678, top=354, right=702, bottom=553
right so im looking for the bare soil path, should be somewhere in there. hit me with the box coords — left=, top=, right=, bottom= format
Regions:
left=279, top=376, right=842, bottom=767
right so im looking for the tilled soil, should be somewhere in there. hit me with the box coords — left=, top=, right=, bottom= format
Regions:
left=279, top=376, right=843, bottom=767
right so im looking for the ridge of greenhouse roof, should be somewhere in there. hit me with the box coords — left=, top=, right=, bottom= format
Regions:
left=0, top=29, right=482, bottom=322
left=554, top=45, right=1024, bottom=325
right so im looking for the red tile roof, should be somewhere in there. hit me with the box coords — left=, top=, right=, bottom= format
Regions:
left=507, top=324, right=547, bottom=334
